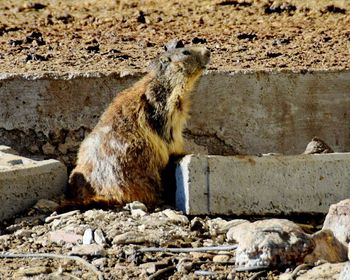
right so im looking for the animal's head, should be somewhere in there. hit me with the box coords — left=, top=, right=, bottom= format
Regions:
left=150, top=40, right=210, bottom=87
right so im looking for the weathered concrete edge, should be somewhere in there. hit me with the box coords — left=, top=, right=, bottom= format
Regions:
left=0, top=152, right=67, bottom=221
left=1, top=68, right=350, bottom=80
left=175, top=153, right=350, bottom=216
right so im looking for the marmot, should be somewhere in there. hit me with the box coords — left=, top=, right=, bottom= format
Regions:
left=65, top=44, right=210, bottom=208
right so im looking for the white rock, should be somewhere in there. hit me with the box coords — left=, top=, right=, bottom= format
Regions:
left=131, top=209, right=147, bottom=218
left=94, top=228, right=106, bottom=245
left=83, top=228, right=94, bottom=245
left=227, top=219, right=314, bottom=269
left=124, top=201, right=148, bottom=212
left=162, top=209, right=189, bottom=224
left=207, top=218, right=248, bottom=236
left=339, top=262, right=350, bottom=280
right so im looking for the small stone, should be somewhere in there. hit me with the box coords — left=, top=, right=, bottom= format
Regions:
left=83, top=228, right=94, bottom=245
left=303, top=136, right=334, bottom=154
left=33, top=199, right=59, bottom=213
left=14, top=229, right=33, bottom=238
left=70, top=244, right=106, bottom=257
left=49, top=230, right=82, bottom=244
left=42, top=142, right=55, bottom=154
left=161, top=209, right=189, bottom=224
left=14, top=266, right=51, bottom=277
left=208, top=218, right=248, bottom=236
left=294, top=262, right=346, bottom=280
left=92, top=257, right=107, bottom=268
left=124, top=201, right=148, bottom=212
left=94, top=228, right=106, bottom=245
left=213, top=254, right=231, bottom=263
left=131, top=209, right=147, bottom=218
left=176, top=259, right=193, bottom=273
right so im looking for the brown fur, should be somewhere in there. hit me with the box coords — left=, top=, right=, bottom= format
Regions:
left=64, top=46, right=210, bottom=209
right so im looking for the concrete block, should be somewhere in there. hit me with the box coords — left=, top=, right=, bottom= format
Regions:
left=176, top=153, right=350, bottom=215
left=1, top=70, right=350, bottom=167
left=0, top=150, right=67, bottom=221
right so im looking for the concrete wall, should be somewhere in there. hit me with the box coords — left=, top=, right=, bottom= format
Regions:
left=1, top=70, right=350, bottom=167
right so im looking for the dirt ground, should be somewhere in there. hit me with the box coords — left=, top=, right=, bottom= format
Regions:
left=0, top=0, right=349, bottom=74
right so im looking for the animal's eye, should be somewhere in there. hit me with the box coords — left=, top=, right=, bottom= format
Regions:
left=182, top=50, right=191, bottom=55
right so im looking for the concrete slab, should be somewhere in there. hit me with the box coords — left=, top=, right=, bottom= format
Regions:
left=1, top=70, right=350, bottom=167
left=176, top=153, right=350, bottom=215
left=0, top=149, right=67, bottom=221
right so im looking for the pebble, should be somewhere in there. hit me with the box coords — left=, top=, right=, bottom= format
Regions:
left=49, top=230, right=82, bottom=244
left=83, top=228, right=94, bottom=245
left=94, top=228, right=106, bottom=245
left=161, top=209, right=189, bottom=224
left=70, top=244, right=106, bottom=257
left=131, top=208, right=147, bottom=218
left=124, top=201, right=148, bottom=212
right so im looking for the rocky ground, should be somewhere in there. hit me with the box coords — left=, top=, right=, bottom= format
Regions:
left=0, top=198, right=349, bottom=280
left=0, top=0, right=349, bottom=73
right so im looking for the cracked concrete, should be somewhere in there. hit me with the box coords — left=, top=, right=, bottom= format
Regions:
left=1, top=70, right=350, bottom=168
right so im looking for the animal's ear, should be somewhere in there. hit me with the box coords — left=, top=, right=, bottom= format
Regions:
left=164, top=39, right=184, bottom=51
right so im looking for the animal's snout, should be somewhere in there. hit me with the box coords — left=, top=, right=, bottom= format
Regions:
left=200, top=48, right=210, bottom=66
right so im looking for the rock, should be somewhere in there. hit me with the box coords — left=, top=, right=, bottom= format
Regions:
left=323, top=199, right=350, bottom=245
left=13, top=266, right=52, bottom=277
left=14, top=229, right=33, bottom=238
left=161, top=209, right=189, bottom=224
left=70, top=244, right=106, bottom=257
left=190, top=217, right=207, bottom=233
left=124, top=201, right=148, bottom=212
left=339, top=262, right=350, bottom=280
left=83, top=228, right=93, bottom=245
left=208, top=218, right=248, bottom=236
left=94, top=228, right=106, bottom=245
left=49, top=230, right=82, bottom=244
left=227, top=219, right=314, bottom=269
left=131, top=209, right=147, bottom=218
left=213, top=254, right=231, bottom=263
left=92, top=257, right=107, bottom=268
left=304, top=229, right=348, bottom=263
left=303, top=136, right=334, bottom=154
left=293, top=262, right=345, bottom=280
left=176, top=259, right=193, bottom=273
left=112, top=230, right=161, bottom=245
left=33, top=199, right=59, bottom=213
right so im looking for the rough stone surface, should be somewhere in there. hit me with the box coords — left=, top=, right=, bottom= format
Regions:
left=323, top=199, right=350, bottom=245
left=339, top=262, right=350, bottom=280
left=226, top=219, right=314, bottom=269
left=1, top=70, right=350, bottom=167
left=304, top=229, right=348, bottom=264
left=0, top=149, right=67, bottom=221
left=176, top=154, right=350, bottom=215
left=290, top=262, right=346, bottom=280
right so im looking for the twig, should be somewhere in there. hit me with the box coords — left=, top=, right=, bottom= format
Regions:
left=288, top=263, right=313, bottom=280
left=139, top=244, right=238, bottom=253
left=249, top=270, right=266, bottom=280
left=148, top=265, right=175, bottom=280
left=45, top=210, right=80, bottom=223
left=0, top=251, right=103, bottom=280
